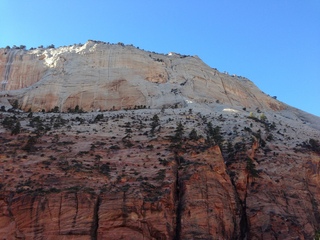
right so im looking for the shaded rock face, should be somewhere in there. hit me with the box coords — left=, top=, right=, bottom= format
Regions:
left=0, top=41, right=284, bottom=112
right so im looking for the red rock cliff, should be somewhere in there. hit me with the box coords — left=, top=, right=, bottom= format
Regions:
left=1, top=41, right=320, bottom=239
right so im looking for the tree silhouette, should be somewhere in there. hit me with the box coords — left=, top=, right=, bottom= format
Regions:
left=189, top=128, right=199, bottom=140
left=150, top=114, right=160, bottom=136
left=173, top=122, right=184, bottom=142
left=205, top=122, right=223, bottom=147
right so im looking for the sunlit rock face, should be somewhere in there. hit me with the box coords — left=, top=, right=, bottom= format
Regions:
left=0, top=49, right=47, bottom=91
left=0, top=41, right=284, bottom=112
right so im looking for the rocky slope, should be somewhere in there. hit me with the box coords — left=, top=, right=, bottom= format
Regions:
left=0, top=41, right=320, bottom=239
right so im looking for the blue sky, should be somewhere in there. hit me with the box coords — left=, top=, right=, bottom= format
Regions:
left=1, top=1, right=319, bottom=116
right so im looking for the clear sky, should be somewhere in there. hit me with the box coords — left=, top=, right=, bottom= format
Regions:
left=1, top=1, right=319, bottom=116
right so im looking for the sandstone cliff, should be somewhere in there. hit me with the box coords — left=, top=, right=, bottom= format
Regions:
left=1, top=41, right=320, bottom=239
left=1, top=41, right=284, bottom=112
left=0, top=106, right=319, bottom=239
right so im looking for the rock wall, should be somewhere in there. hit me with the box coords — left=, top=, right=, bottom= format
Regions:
left=2, top=141, right=319, bottom=239
left=0, top=144, right=241, bottom=239
left=0, top=106, right=320, bottom=239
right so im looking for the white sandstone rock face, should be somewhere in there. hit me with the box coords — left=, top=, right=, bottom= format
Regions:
left=0, top=41, right=284, bottom=112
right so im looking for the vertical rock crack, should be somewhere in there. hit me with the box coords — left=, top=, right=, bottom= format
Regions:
left=91, top=195, right=101, bottom=240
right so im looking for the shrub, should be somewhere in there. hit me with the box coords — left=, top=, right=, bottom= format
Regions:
left=22, top=136, right=38, bottom=152
left=307, top=139, right=320, bottom=153
left=100, top=164, right=111, bottom=176
left=51, top=106, right=59, bottom=113
left=260, top=113, right=267, bottom=122
left=158, top=158, right=169, bottom=166
left=110, top=145, right=120, bottom=150
left=11, top=121, right=21, bottom=135
left=2, top=116, right=17, bottom=130
left=122, top=139, right=133, bottom=148
left=266, top=134, right=273, bottom=141
left=68, top=105, right=84, bottom=113
left=93, top=114, right=104, bottom=123
left=249, top=112, right=255, bottom=118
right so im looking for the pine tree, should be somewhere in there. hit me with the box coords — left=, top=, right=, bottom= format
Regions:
left=12, top=100, right=19, bottom=109
left=205, top=122, right=223, bottom=147
left=189, top=128, right=198, bottom=140
left=11, top=121, right=21, bottom=135
left=173, top=122, right=184, bottom=142
left=150, top=114, right=160, bottom=135
left=125, top=128, right=132, bottom=138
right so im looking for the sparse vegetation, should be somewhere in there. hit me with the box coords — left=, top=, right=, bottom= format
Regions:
left=172, top=121, right=184, bottom=142
left=303, top=138, right=320, bottom=154
left=68, top=105, right=84, bottom=113
left=50, top=106, right=60, bottom=113
left=11, top=121, right=21, bottom=135
left=2, top=115, right=19, bottom=131
left=205, top=122, right=223, bottom=147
